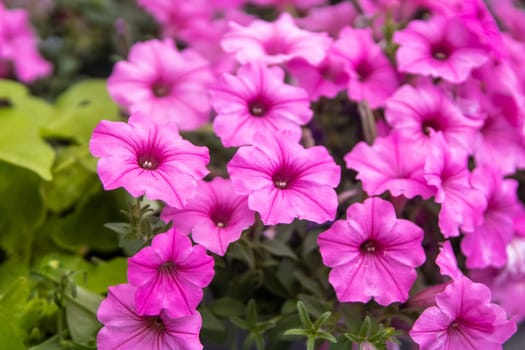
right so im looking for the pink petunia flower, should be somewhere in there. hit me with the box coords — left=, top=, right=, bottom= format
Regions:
left=89, top=115, right=209, bottom=208
left=318, top=197, right=425, bottom=305
left=295, top=2, right=357, bottom=37
left=128, top=228, right=215, bottom=318
left=460, top=167, right=518, bottom=269
left=210, top=62, right=312, bottom=147
left=471, top=235, right=525, bottom=323
left=97, top=283, right=203, bottom=350
left=107, top=39, right=215, bottom=131
left=161, top=177, right=255, bottom=256
left=221, top=12, right=332, bottom=65
left=385, top=84, right=482, bottom=154
left=394, top=16, right=489, bottom=83
left=410, top=242, right=516, bottom=350
left=286, top=45, right=349, bottom=101
left=332, top=27, right=399, bottom=108
left=344, top=133, right=435, bottom=199
left=424, top=133, right=486, bottom=237
left=227, top=132, right=340, bottom=225
left=0, top=3, right=51, bottom=82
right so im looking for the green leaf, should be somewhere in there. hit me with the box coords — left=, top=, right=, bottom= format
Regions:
left=210, top=297, right=245, bottom=318
left=0, top=80, right=54, bottom=179
left=0, top=161, right=45, bottom=264
left=228, top=240, right=255, bottom=269
left=294, top=271, right=324, bottom=298
left=0, top=310, right=25, bottom=350
left=0, top=277, right=30, bottom=316
left=65, top=286, right=103, bottom=346
left=200, top=308, right=225, bottom=332
left=40, top=146, right=100, bottom=213
left=261, top=239, right=298, bottom=260
left=43, top=79, right=120, bottom=144
left=50, top=189, right=125, bottom=252
left=296, top=301, right=312, bottom=328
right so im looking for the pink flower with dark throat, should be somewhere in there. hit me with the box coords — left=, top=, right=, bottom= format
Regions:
left=89, top=115, right=209, bottom=208
left=161, top=177, right=255, bottom=255
left=107, top=39, right=214, bottom=131
left=221, top=12, right=331, bottom=65
left=210, top=63, right=312, bottom=147
left=97, top=283, right=203, bottom=350
left=227, top=132, right=340, bottom=225
left=332, top=27, right=399, bottom=108
left=318, top=197, right=425, bottom=305
left=128, top=229, right=215, bottom=318
left=394, top=16, right=489, bottom=83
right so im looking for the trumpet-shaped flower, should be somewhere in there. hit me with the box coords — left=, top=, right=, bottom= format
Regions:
left=394, top=16, right=488, bottom=83
left=221, top=12, right=331, bottom=65
left=424, top=133, right=486, bottom=237
left=89, top=115, right=209, bottom=208
left=410, top=242, right=516, bottom=350
left=318, top=197, right=425, bottom=305
left=227, top=132, right=340, bottom=225
left=332, top=27, right=399, bottom=108
left=97, top=284, right=203, bottom=350
left=344, top=133, right=435, bottom=199
left=161, top=177, right=255, bottom=255
left=385, top=84, right=482, bottom=153
left=0, top=3, right=51, bottom=82
left=107, top=39, right=214, bottom=130
left=128, top=229, right=215, bottom=318
left=461, top=167, right=518, bottom=268
left=210, top=62, right=312, bottom=147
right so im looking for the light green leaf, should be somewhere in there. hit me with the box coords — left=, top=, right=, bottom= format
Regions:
left=43, top=79, right=120, bottom=144
left=0, top=80, right=54, bottom=179
left=0, top=310, right=25, bottom=350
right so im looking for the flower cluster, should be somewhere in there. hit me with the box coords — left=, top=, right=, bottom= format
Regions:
left=89, top=0, right=525, bottom=348
left=0, top=0, right=51, bottom=82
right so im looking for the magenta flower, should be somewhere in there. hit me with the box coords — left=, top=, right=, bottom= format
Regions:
left=385, top=84, right=481, bottom=153
left=97, top=284, right=203, bottom=350
left=161, top=177, right=255, bottom=256
left=461, top=167, right=518, bottom=269
left=0, top=4, right=51, bottom=82
left=227, top=132, right=340, bottom=225
left=318, top=197, right=425, bottom=305
left=345, top=133, right=435, bottom=199
left=410, top=276, right=516, bottom=350
left=128, top=228, right=215, bottom=318
left=221, top=12, right=331, bottom=65
left=424, top=133, right=486, bottom=237
left=89, top=115, right=209, bottom=208
left=107, top=39, right=215, bottom=131
left=210, top=62, right=312, bottom=147
left=286, top=46, right=349, bottom=101
left=394, top=16, right=489, bottom=83
left=332, top=27, right=399, bottom=108
left=295, top=2, right=357, bottom=37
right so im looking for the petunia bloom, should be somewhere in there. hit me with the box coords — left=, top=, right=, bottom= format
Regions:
left=227, top=132, right=340, bottom=225
left=0, top=3, right=52, bottom=82
left=107, top=39, right=215, bottom=130
left=318, top=197, right=425, bottom=305
left=161, top=177, right=255, bottom=256
left=332, top=27, right=399, bottom=108
left=89, top=115, right=210, bottom=208
left=424, top=133, right=486, bottom=237
left=410, top=242, right=516, bottom=350
left=97, top=283, right=203, bottom=350
left=344, top=132, right=435, bottom=199
left=385, top=83, right=482, bottom=154
left=461, top=167, right=518, bottom=269
left=210, top=62, right=312, bottom=147
left=128, top=228, right=215, bottom=318
left=221, top=12, right=331, bottom=65
left=394, top=16, right=488, bottom=83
